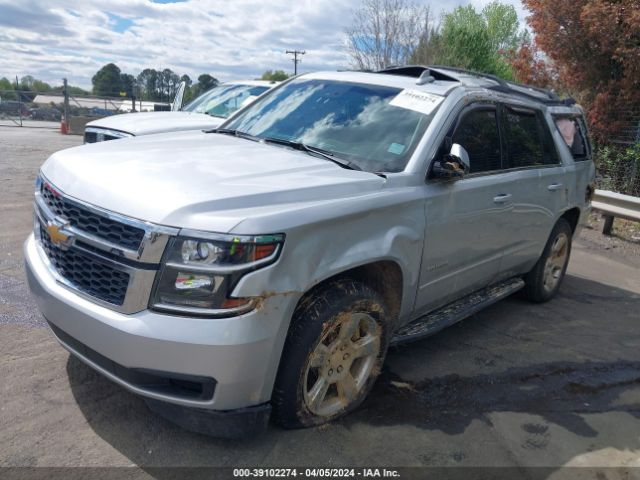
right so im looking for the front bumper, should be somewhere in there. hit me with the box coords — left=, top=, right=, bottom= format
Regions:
left=25, top=234, right=297, bottom=433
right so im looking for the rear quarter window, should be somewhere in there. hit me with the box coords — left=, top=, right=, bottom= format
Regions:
left=553, top=115, right=591, bottom=161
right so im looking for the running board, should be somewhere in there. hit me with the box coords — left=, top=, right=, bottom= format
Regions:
left=391, top=278, right=525, bottom=345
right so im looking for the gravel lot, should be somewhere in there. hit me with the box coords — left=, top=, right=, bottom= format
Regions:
left=1, top=126, right=639, bottom=478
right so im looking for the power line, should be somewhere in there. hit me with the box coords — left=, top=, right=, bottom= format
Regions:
left=285, top=50, right=306, bottom=75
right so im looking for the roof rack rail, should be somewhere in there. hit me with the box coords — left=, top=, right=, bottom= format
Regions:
left=428, top=65, right=571, bottom=106
left=428, top=65, right=561, bottom=100
left=377, top=64, right=571, bottom=106
left=428, top=65, right=509, bottom=88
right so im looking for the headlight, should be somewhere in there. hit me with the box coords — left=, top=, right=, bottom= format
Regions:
left=150, top=232, right=284, bottom=317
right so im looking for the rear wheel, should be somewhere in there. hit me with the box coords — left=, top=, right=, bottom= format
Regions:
left=524, top=218, right=572, bottom=302
left=272, top=280, right=388, bottom=428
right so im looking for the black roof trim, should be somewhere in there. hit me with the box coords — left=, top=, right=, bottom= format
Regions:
left=376, top=65, right=459, bottom=83
left=375, top=64, right=575, bottom=107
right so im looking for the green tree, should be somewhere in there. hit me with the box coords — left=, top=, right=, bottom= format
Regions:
left=137, top=68, right=158, bottom=101
left=483, top=1, right=525, bottom=52
left=180, top=74, right=192, bottom=89
left=159, top=68, right=180, bottom=102
left=410, top=23, right=444, bottom=66
left=19, top=75, right=35, bottom=90
left=194, top=74, right=219, bottom=96
left=412, top=1, right=525, bottom=80
left=180, top=74, right=194, bottom=102
left=120, top=73, right=136, bottom=97
left=260, top=70, right=289, bottom=81
left=51, top=84, right=89, bottom=95
left=31, top=79, right=52, bottom=92
left=0, top=77, right=16, bottom=99
left=437, top=3, right=521, bottom=78
left=92, top=63, right=123, bottom=97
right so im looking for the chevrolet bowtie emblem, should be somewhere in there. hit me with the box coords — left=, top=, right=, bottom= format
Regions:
left=46, top=221, right=74, bottom=250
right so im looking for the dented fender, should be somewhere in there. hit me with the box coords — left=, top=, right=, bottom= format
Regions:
left=232, top=183, right=426, bottom=322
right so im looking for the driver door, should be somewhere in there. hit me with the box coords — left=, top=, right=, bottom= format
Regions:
left=415, top=104, right=514, bottom=313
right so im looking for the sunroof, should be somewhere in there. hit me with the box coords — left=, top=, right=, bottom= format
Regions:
left=376, top=66, right=459, bottom=82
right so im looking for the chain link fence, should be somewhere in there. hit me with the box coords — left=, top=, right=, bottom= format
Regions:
left=1, top=85, right=169, bottom=131
left=0, top=89, right=54, bottom=127
left=594, top=112, right=640, bottom=197
left=595, top=143, right=640, bottom=197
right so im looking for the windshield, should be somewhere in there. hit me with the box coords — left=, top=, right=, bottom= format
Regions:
left=182, top=84, right=269, bottom=118
left=224, top=78, right=441, bottom=172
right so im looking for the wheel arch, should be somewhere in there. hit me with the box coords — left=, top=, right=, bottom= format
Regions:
left=296, top=260, right=404, bottom=325
left=560, top=207, right=581, bottom=234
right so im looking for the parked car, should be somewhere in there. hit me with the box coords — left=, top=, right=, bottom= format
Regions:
left=0, top=100, right=30, bottom=118
left=28, top=107, right=61, bottom=121
left=25, top=66, right=595, bottom=437
left=83, top=80, right=276, bottom=143
left=88, top=107, right=117, bottom=117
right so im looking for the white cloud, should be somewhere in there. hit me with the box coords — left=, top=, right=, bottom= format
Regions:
left=0, top=0, right=526, bottom=90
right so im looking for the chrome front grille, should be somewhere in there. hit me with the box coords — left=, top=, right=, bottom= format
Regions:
left=40, top=226, right=130, bottom=305
left=34, top=175, right=179, bottom=313
left=41, top=183, right=145, bottom=250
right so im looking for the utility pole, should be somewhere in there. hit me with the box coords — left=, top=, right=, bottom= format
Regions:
left=286, top=50, right=306, bottom=76
left=15, top=75, right=23, bottom=125
left=62, top=78, right=69, bottom=124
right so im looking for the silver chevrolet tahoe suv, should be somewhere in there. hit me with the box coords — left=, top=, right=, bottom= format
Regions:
left=25, top=66, right=595, bottom=437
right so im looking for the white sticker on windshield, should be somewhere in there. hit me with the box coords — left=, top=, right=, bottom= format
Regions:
left=389, top=89, right=443, bottom=116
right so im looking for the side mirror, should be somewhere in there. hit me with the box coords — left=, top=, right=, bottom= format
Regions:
left=432, top=143, right=470, bottom=179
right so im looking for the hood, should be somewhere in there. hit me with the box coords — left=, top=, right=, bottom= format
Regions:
left=41, top=131, right=385, bottom=233
left=86, top=111, right=223, bottom=136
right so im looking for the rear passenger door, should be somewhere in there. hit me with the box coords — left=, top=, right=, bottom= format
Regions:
left=495, top=105, right=568, bottom=278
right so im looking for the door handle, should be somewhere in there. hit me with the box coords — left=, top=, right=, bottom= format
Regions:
left=493, top=194, right=512, bottom=204
left=548, top=183, right=563, bottom=191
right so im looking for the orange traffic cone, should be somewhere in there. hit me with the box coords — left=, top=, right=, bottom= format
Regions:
left=60, top=114, right=68, bottom=134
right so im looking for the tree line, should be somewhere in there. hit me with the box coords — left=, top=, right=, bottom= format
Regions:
left=90, top=63, right=220, bottom=104
left=345, top=0, right=639, bottom=143
left=1, top=66, right=291, bottom=107
left=91, top=65, right=292, bottom=104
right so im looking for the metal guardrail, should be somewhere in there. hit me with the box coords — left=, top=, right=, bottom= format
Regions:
left=591, top=189, right=640, bottom=235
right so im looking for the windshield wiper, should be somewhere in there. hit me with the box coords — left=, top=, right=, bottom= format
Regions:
left=205, top=112, right=226, bottom=119
left=205, top=127, right=260, bottom=142
left=261, top=137, right=363, bottom=172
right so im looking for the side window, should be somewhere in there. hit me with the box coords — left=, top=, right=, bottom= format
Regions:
left=451, top=108, right=502, bottom=173
left=503, top=107, right=545, bottom=168
left=553, top=115, right=590, bottom=161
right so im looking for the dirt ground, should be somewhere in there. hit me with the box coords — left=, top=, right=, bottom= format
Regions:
left=1, top=126, right=639, bottom=478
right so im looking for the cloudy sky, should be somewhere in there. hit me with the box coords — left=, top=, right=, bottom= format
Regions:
left=0, top=0, right=527, bottom=90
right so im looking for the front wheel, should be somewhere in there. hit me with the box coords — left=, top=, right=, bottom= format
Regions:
left=272, top=280, right=388, bottom=428
left=524, top=218, right=573, bottom=303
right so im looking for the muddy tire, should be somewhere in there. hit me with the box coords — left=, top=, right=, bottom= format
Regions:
left=523, top=218, right=572, bottom=303
left=272, top=279, right=389, bottom=429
